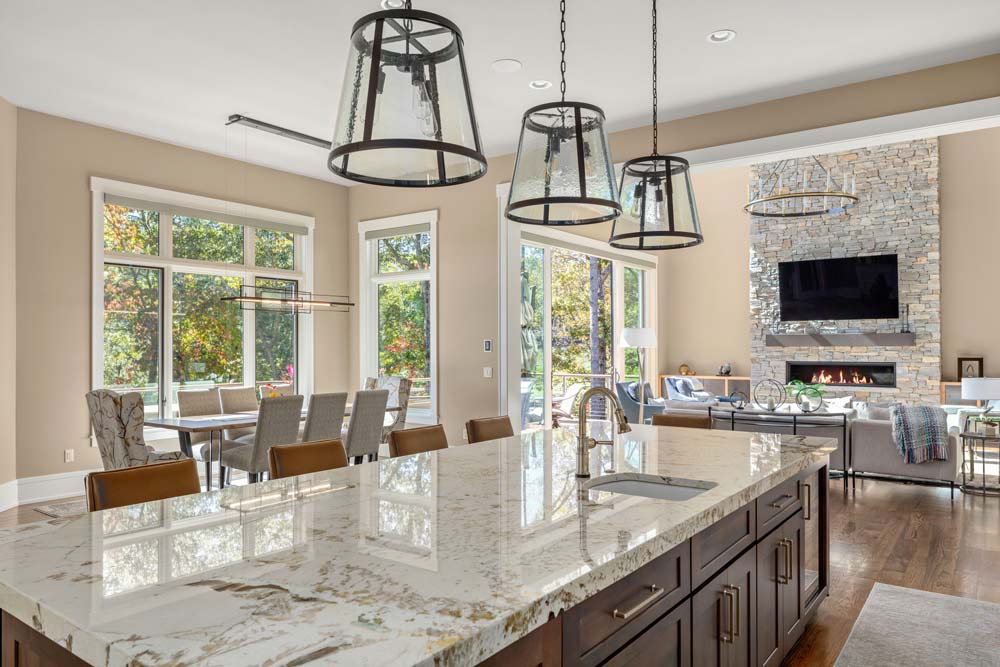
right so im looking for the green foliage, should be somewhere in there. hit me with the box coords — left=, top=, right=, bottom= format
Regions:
left=550, top=249, right=611, bottom=376
left=785, top=379, right=829, bottom=396
left=378, top=233, right=430, bottom=273
left=376, top=232, right=431, bottom=384
left=104, top=205, right=159, bottom=255
left=255, top=278, right=296, bottom=383
left=173, top=216, right=244, bottom=264
left=172, top=273, right=243, bottom=385
left=520, top=245, right=544, bottom=377
left=255, top=229, right=294, bottom=270
left=623, top=267, right=643, bottom=379
left=103, top=264, right=160, bottom=408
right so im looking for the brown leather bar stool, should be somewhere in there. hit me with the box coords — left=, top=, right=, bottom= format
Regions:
left=85, top=459, right=201, bottom=512
left=388, top=425, right=449, bottom=458
left=651, top=413, right=712, bottom=429
left=465, top=416, right=514, bottom=444
left=268, top=439, right=350, bottom=479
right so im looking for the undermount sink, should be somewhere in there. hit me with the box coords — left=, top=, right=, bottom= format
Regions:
left=583, top=474, right=717, bottom=501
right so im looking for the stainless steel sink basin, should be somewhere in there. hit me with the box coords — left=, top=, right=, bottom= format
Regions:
left=582, top=474, right=717, bottom=501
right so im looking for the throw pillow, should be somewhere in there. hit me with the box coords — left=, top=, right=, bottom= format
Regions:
left=686, top=377, right=706, bottom=391
left=626, top=382, right=641, bottom=402
left=676, top=378, right=695, bottom=397
left=825, top=395, right=853, bottom=411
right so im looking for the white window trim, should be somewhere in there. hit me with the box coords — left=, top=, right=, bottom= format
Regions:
left=358, top=210, right=439, bottom=425
left=495, top=183, right=658, bottom=429
left=91, top=177, right=315, bottom=441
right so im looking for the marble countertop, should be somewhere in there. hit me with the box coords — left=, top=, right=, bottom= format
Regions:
left=0, top=425, right=834, bottom=667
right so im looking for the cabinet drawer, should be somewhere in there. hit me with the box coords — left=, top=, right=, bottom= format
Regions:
left=757, top=476, right=802, bottom=537
left=601, top=600, right=690, bottom=667
left=691, top=501, right=756, bottom=588
left=564, top=541, right=690, bottom=667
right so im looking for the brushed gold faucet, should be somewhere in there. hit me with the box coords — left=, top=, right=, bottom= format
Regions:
left=576, top=386, right=631, bottom=478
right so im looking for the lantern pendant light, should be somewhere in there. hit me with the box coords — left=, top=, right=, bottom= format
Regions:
left=609, top=0, right=703, bottom=250
left=506, top=0, right=620, bottom=225
left=328, top=0, right=487, bottom=187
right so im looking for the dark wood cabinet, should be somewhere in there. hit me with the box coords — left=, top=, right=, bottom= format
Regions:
left=602, top=600, right=690, bottom=667
left=692, top=545, right=757, bottom=667
left=2, top=612, right=90, bottom=667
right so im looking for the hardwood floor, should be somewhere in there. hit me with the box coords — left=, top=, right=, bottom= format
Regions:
left=785, top=478, right=1000, bottom=666
left=0, top=478, right=996, bottom=667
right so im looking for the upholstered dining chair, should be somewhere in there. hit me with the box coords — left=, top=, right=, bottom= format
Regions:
left=85, top=389, right=186, bottom=470
left=364, top=376, right=413, bottom=443
left=220, top=394, right=304, bottom=484
left=268, top=440, right=349, bottom=479
left=651, top=412, right=712, bottom=429
left=389, top=424, right=449, bottom=458
left=465, top=416, right=514, bottom=444
left=219, top=386, right=258, bottom=441
left=342, top=389, right=389, bottom=464
left=177, top=388, right=239, bottom=483
left=300, top=392, right=348, bottom=443
left=85, top=459, right=201, bottom=511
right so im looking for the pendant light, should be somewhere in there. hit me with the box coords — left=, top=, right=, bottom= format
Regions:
left=328, top=1, right=487, bottom=187
left=506, top=0, right=620, bottom=226
left=609, top=0, right=703, bottom=250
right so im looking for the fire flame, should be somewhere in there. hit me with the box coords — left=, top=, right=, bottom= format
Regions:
left=811, top=369, right=873, bottom=385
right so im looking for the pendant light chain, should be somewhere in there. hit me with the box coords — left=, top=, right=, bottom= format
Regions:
left=559, top=0, right=567, bottom=103
left=651, top=0, right=658, bottom=155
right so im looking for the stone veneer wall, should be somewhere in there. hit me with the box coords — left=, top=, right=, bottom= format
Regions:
left=749, top=139, right=940, bottom=404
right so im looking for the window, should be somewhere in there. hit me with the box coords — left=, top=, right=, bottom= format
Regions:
left=623, top=266, right=646, bottom=383
left=92, top=179, right=313, bottom=422
left=359, top=212, right=437, bottom=422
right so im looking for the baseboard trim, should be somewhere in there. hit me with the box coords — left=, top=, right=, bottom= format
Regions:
left=17, top=469, right=100, bottom=505
left=0, top=480, right=18, bottom=513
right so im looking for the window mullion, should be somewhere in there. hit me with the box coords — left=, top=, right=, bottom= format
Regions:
left=162, top=266, right=174, bottom=417
left=243, top=270, right=255, bottom=391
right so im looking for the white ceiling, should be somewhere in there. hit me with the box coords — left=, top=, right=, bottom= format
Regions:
left=2, top=0, right=999, bottom=185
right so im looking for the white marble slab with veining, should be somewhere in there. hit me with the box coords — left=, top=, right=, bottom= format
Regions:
left=0, top=425, right=833, bottom=666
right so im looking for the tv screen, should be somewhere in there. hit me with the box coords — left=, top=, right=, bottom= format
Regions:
left=778, top=255, right=898, bottom=321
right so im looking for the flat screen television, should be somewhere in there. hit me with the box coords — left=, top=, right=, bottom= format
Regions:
left=778, top=254, right=898, bottom=321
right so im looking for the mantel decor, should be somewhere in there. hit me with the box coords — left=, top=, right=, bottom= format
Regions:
left=221, top=284, right=353, bottom=314
left=745, top=154, right=859, bottom=218
left=753, top=378, right=787, bottom=411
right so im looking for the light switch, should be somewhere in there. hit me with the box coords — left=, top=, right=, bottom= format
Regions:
left=483, top=339, right=493, bottom=352
left=64, top=449, right=75, bottom=463
left=483, top=366, right=493, bottom=378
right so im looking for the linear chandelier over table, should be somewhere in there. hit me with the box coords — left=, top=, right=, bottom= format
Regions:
left=221, top=285, right=353, bottom=314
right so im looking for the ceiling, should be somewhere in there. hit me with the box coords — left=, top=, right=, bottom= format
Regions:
left=2, top=0, right=999, bottom=185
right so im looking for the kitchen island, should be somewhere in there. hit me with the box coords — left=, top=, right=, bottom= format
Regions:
left=0, top=425, right=834, bottom=666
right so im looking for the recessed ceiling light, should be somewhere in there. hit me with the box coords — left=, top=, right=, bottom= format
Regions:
left=491, top=58, right=523, bottom=73
left=380, top=0, right=405, bottom=8
left=706, top=29, right=737, bottom=44
left=528, top=79, right=552, bottom=90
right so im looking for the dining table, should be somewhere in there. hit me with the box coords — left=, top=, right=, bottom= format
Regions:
left=146, top=403, right=401, bottom=489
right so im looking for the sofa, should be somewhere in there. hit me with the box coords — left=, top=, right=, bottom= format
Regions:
left=615, top=382, right=666, bottom=424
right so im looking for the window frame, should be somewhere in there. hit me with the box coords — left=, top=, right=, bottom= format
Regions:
left=358, top=211, right=438, bottom=424
left=91, top=177, right=315, bottom=440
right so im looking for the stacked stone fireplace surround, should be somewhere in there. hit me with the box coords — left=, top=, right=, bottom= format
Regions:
left=749, top=138, right=941, bottom=405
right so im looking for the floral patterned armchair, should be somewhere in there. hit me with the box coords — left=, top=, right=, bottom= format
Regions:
left=86, top=389, right=187, bottom=470
left=363, top=376, right=412, bottom=443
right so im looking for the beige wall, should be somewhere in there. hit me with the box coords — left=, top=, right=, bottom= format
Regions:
left=0, top=98, right=16, bottom=485
left=940, top=126, right=1000, bottom=380
left=14, top=110, right=350, bottom=478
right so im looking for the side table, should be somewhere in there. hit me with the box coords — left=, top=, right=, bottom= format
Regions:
left=959, top=431, right=1000, bottom=496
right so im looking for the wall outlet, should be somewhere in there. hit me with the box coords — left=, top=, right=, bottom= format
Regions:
left=64, top=449, right=75, bottom=463
left=483, top=366, right=493, bottom=379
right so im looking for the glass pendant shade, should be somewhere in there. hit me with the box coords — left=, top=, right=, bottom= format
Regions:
left=328, top=9, right=487, bottom=187
left=506, top=102, right=620, bottom=225
left=609, top=155, right=703, bottom=250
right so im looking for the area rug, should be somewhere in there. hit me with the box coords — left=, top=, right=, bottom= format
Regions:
left=33, top=499, right=88, bottom=519
left=835, top=583, right=1000, bottom=666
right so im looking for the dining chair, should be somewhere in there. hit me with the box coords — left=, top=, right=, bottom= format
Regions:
left=268, top=439, right=349, bottom=479
left=221, top=394, right=304, bottom=484
left=301, top=392, right=348, bottom=443
left=388, top=424, right=449, bottom=458
left=651, top=412, right=712, bottom=429
left=85, top=389, right=187, bottom=470
left=364, top=376, right=413, bottom=443
left=465, top=416, right=515, bottom=444
left=85, top=459, right=201, bottom=511
left=177, top=387, right=238, bottom=483
left=219, top=386, right=259, bottom=441
left=342, top=389, right=389, bottom=464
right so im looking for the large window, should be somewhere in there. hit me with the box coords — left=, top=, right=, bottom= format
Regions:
left=93, top=180, right=312, bottom=420
left=359, top=212, right=437, bottom=422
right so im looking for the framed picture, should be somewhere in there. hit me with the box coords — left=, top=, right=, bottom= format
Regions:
left=958, top=356, right=984, bottom=379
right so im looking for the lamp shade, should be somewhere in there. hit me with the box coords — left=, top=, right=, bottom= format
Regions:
left=328, top=9, right=487, bottom=187
left=609, top=155, right=703, bottom=250
left=506, top=102, right=620, bottom=225
left=961, top=377, right=1000, bottom=400
left=620, top=327, right=657, bottom=349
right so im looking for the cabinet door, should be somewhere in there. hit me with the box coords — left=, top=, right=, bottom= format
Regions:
left=602, top=601, right=690, bottom=667
left=755, top=528, right=784, bottom=667
left=780, top=511, right=805, bottom=650
left=691, top=566, right=730, bottom=667
left=727, top=546, right=757, bottom=667
left=800, top=469, right=823, bottom=607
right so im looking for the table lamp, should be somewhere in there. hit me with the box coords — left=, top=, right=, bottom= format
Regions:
left=620, top=327, right=657, bottom=424
left=961, top=378, right=1000, bottom=431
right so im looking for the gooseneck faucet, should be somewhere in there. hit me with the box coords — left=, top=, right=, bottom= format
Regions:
left=576, top=386, right=631, bottom=478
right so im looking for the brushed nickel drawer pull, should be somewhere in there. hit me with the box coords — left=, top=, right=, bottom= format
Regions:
left=724, top=585, right=741, bottom=637
left=778, top=539, right=789, bottom=584
left=720, top=588, right=735, bottom=643
left=768, top=493, right=795, bottom=510
left=803, top=483, right=812, bottom=520
left=612, top=584, right=664, bottom=621
left=780, top=538, right=794, bottom=582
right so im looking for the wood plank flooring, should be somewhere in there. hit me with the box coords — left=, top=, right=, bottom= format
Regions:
left=0, top=478, right=996, bottom=666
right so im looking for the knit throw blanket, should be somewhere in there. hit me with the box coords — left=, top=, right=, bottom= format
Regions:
left=890, top=404, right=949, bottom=464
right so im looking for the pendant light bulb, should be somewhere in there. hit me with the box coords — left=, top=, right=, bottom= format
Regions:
left=629, top=183, right=644, bottom=217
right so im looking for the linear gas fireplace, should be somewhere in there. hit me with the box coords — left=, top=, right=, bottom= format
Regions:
left=786, top=361, right=897, bottom=388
